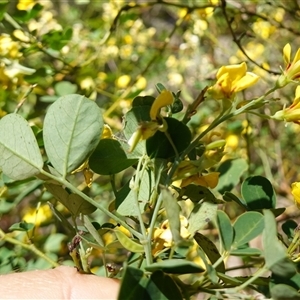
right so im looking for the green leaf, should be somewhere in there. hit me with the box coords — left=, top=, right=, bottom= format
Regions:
left=145, top=259, right=205, bottom=274
left=282, top=220, right=297, bottom=240
left=44, top=233, right=66, bottom=253
left=155, top=83, right=167, bottom=93
left=194, top=232, right=225, bottom=273
left=0, top=113, right=43, bottom=180
left=262, top=211, right=296, bottom=278
left=117, top=167, right=154, bottom=216
left=9, top=221, right=34, bottom=232
left=14, top=3, right=43, bottom=22
left=216, top=158, right=248, bottom=194
left=45, top=183, right=96, bottom=216
left=41, top=28, right=73, bottom=51
left=146, top=118, right=191, bottom=159
left=114, top=230, right=144, bottom=253
left=272, top=272, right=300, bottom=291
left=147, top=270, right=182, bottom=300
left=181, top=185, right=218, bottom=203
left=89, top=139, right=137, bottom=175
left=43, top=94, right=103, bottom=177
left=216, top=210, right=233, bottom=252
left=217, top=273, right=242, bottom=286
left=68, top=194, right=97, bottom=215
left=161, top=187, right=182, bottom=245
left=0, top=1, right=8, bottom=21
left=188, top=202, right=218, bottom=235
left=54, top=81, right=78, bottom=96
left=270, top=284, right=300, bottom=300
left=230, top=247, right=261, bottom=256
left=118, top=266, right=150, bottom=300
left=222, top=191, right=247, bottom=209
left=82, top=215, right=104, bottom=248
left=241, top=176, right=276, bottom=209
left=232, top=211, right=264, bottom=248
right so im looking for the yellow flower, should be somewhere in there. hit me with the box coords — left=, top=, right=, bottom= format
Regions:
left=127, top=121, right=161, bottom=152
left=277, top=44, right=300, bottom=87
left=152, top=216, right=190, bottom=255
left=272, top=86, right=300, bottom=124
left=208, top=62, right=260, bottom=100
left=17, top=0, right=35, bottom=10
left=291, top=182, right=300, bottom=208
left=150, top=90, right=173, bottom=120
left=128, top=90, right=172, bottom=152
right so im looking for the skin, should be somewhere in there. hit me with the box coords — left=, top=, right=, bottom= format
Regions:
left=0, top=266, right=120, bottom=299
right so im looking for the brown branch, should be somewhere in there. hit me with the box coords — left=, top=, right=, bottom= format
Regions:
left=220, top=0, right=280, bottom=75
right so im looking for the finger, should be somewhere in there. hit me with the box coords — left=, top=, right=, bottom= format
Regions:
left=0, top=266, right=120, bottom=299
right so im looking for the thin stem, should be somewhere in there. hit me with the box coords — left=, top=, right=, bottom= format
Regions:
left=287, top=230, right=300, bottom=255
left=40, top=169, right=143, bottom=240
left=110, top=174, right=118, bottom=196
left=164, top=131, right=179, bottom=158
left=132, top=155, right=153, bottom=265
left=233, top=265, right=268, bottom=292
left=147, top=192, right=164, bottom=248
left=0, top=229, right=59, bottom=268
left=14, top=84, right=37, bottom=113
left=220, top=0, right=280, bottom=75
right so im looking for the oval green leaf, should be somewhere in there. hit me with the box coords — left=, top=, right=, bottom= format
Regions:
left=194, top=232, right=225, bottom=272
left=145, top=259, right=205, bottom=274
left=147, top=270, right=182, bottom=300
left=89, top=139, right=137, bottom=175
left=263, top=210, right=290, bottom=274
left=241, top=176, right=276, bottom=210
left=216, top=158, right=248, bottom=194
left=146, top=117, right=191, bottom=159
left=43, top=94, right=103, bottom=177
left=45, top=183, right=96, bottom=216
left=117, top=168, right=154, bottom=216
left=216, top=210, right=234, bottom=252
left=233, top=211, right=264, bottom=248
left=188, top=202, right=218, bottom=235
left=114, top=230, right=144, bottom=253
left=271, top=284, right=300, bottom=300
left=0, top=113, right=43, bottom=180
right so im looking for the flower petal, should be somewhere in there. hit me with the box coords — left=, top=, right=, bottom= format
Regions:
left=291, top=182, right=300, bottom=208
left=217, top=62, right=247, bottom=81
left=283, top=43, right=291, bottom=65
left=292, top=48, right=300, bottom=66
left=295, top=86, right=300, bottom=101
left=233, top=72, right=260, bottom=92
left=150, top=90, right=173, bottom=120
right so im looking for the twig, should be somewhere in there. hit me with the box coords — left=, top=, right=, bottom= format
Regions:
left=220, top=0, right=280, bottom=75
left=0, top=229, right=59, bottom=268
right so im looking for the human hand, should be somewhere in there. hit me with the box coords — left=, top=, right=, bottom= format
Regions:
left=0, top=266, right=120, bottom=299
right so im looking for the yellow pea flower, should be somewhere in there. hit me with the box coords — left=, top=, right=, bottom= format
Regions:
left=208, top=62, right=260, bottom=100
left=272, top=86, right=300, bottom=124
left=150, top=90, right=173, bottom=120
left=291, top=182, right=300, bottom=208
left=127, top=121, right=161, bottom=152
left=277, top=43, right=300, bottom=87
left=128, top=91, right=172, bottom=152
left=152, top=216, right=190, bottom=255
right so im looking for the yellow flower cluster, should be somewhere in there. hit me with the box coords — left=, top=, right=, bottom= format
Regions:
left=277, top=43, right=300, bottom=87
left=272, top=44, right=300, bottom=124
left=208, top=62, right=260, bottom=100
